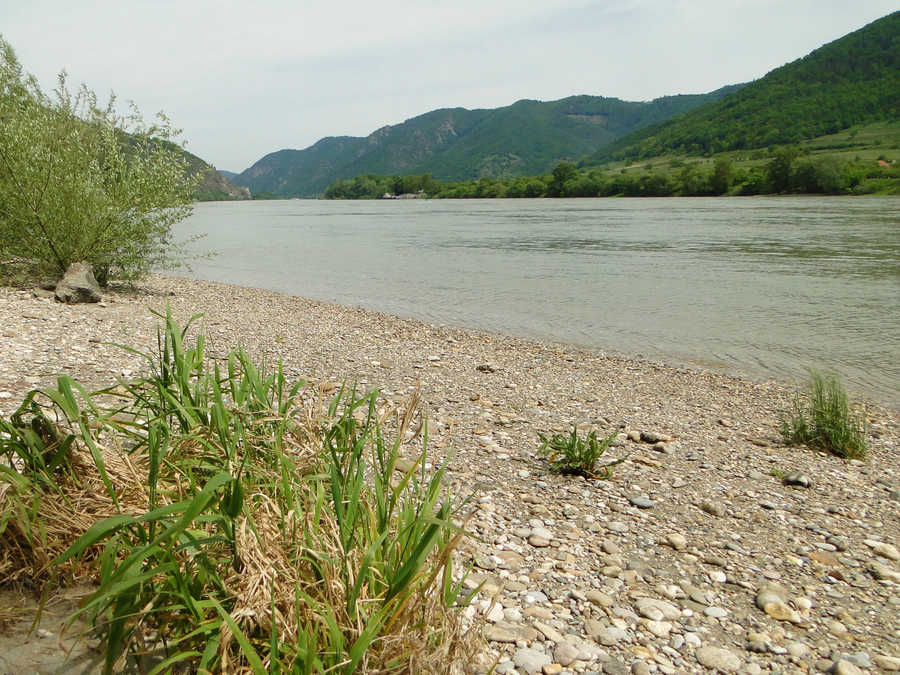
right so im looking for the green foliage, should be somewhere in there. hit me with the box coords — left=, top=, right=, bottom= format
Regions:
left=0, top=310, right=475, bottom=673
left=588, top=11, right=900, bottom=164
left=780, top=371, right=868, bottom=459
left=537, top=427, right=624, bottom=479
left=236, top=89, right=741, bottom=198
left=324, top=144, right=900, bottom=200
left=0, top=37, right=198, bottom=282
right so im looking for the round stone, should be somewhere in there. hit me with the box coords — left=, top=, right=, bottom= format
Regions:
left=696, top=646, right=742, bottom=672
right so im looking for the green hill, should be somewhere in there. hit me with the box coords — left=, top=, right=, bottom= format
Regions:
left=176, top=147, right=251, bottom=201
left=585, top=11, right=900, bottom=164
left=233, top=88, right=741, bottom=198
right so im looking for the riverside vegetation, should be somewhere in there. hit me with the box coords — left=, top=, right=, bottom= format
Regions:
left=0, top=310, right=477, bottom=673
left=781, top=371, right=869, bottom=461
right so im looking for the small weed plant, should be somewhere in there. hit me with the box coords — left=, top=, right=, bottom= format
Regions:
left=780, top=370, right=868, bottom=459
left=537, top=426, right=624, bottom=478
left=0, top=309, right=476, bottom=673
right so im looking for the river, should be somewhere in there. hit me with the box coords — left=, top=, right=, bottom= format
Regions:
left=173, top=197, right=900, bottom=406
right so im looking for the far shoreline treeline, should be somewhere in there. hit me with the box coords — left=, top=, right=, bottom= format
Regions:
left=320, top=145, right=899, bottom=200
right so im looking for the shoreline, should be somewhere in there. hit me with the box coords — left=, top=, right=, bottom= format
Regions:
left=1, top=274, right=899, bottom=673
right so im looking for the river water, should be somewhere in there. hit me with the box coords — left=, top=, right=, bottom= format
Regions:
left=174, top=197, right=900, bottom=406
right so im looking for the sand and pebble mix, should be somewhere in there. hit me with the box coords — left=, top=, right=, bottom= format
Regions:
left=0, top=274, right=898, bottom=674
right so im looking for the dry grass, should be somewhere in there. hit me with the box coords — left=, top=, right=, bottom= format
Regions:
left=0, top=308, right=480, bottom=673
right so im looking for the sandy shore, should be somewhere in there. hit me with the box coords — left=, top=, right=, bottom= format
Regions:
left=1, top=274, right=898, bottom=674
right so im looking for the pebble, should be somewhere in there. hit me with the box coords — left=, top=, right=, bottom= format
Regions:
left=665, top=533, right=687, bottom=551
left=831, top=660, right=864, bottom=675
left=631, top=662, right=651, bottom=675
left=701, top=501, right=726, bottom=517
left=784, top=471, right=812, bottom=488
left=696, top=646, right=742, bottom=672
left=514, top=648, right=552, bottom=674
left=587, top=590, right=615, bottom=607
left=629, top=496, right=655, bottom=509
left=866, top=540, right=900, bottom=561
left=873, top=655, right=900, bottom=671
left=554, top=642, right=581, bottom=667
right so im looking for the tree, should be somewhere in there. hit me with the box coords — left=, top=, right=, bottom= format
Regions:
left=709, top=157, right=733, bottom=194
left=0, top=37, right=197, bottom=283
left=766, top=146, right=800, bottom=193
left=547, top=162, right=578, bottom=197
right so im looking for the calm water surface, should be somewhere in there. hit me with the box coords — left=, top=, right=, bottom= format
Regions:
left=174, top=197, right=900, bottom=406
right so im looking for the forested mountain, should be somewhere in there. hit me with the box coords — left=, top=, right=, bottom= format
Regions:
left=233, top=88, right=741, bottom=197
left=177, top=148, right=251, bottom=201
left=585, top=11, right=899, bottom=164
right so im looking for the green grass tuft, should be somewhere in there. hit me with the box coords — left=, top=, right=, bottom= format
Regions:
left=0, top=308, right=478, bottom=673
left=537, top=426, right=624, bottom=479
left=780, top=370, right=868, bottom=459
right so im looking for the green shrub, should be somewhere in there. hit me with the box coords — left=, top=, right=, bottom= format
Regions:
left=780, top=371, right=868, bottom=459
left=0, top=309, right=476, bottom=673
left=537, top=427, right=624, bottom=478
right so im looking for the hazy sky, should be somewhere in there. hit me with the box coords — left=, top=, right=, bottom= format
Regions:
left=2, top=1, right=896, bottom=171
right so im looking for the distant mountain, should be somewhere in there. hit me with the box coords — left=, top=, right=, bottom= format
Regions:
left=233, top=87, right=742, bottom=197
left=218, top=170, right=240, bottom=180
left=178, top=149, right=251, bottom=201
left=585, top=11, right=900, bottom=164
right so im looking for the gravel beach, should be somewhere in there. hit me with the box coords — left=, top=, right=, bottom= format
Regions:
left=1, top=274, right=898, bottom=674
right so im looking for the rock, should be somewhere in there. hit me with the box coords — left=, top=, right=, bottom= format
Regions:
left=54, top=262, right=101, bottom=304
left=487, top=622, right=539, bottom=643
left=764, top=601, right=804, bottom=624
left=629, top=495, right=655, bottom=509
left=631, top=662, right=652, bottom=675
left=873, top=655, right=900, bottom=671
left=529, top=535, right=551, bottom=548
left=642, top=619, right=672, bottom=637
left=696, top=646, right=742, bottom=672
left=586, top=590, right=615, bottom=607
left=634, top=598, right=680, bottom=621
left=554, top=642, right=580, bottom=667
left=831, top=660, right=864, bottom=675
left=603, top=659, right=629, bottom=675
left=701, top=501, right=726, bottom=517
left=755, top=583, right=786, bottom=609
left=485, top=603, right=505, bottom=623
left=534, top=621, right=564, bottom=643
left=784, top=472, right=812, bottom=488
left=869, top=562, right=900, bottom=583
left=640, top=431, right=671, bottom=443
left=585, top=619, right=628, bottom=647
left=32, top=287, right=56, bottom=299
left=866, top=540, right=900, bottom=561
left=514, top=648, right=552, bottom=674
left=809, top=550, right=841, bottom=566
left=543, top=664, right=563, bottom=675
left=704, top=606, right=729, bottom=618
left=665, top=533, right=687, bottom=550
left=788, top=642, right=811, bottom=659
left=476, top=363, right=499, bottom=373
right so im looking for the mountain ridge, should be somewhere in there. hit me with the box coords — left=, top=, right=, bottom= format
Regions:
left=583, top=11, right=899, bottom=164
left=233, top=87, right=742, bottom=197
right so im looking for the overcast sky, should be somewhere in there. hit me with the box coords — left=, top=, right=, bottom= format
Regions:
left=2, top=1, right=896, bottom=172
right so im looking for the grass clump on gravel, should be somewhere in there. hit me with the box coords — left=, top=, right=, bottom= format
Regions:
left=0, top=309, right=477, bottom=674
left=537, top=426, right=624, bottom=479
left=780, top=370, right=868, bottom=459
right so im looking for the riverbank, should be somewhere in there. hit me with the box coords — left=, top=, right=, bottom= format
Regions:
left=1, top=274, right=898, bottom=673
